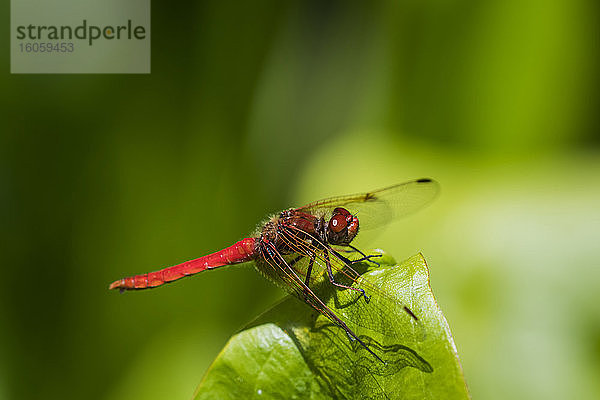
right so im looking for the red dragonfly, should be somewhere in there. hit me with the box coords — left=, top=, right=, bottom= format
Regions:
left=109, top=179, right=439, bottom=363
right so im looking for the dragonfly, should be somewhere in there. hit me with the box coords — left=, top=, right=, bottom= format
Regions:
left=109, top=178, right=439, bottom=363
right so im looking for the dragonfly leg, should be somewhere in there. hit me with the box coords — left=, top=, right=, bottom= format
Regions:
left=332, top=246, right=382, bottom=266
left=302, top=256, right=316, bottom=301
left=324, top=250, right=370, bottom=303
left=304, top=256, right=314, bottom=287
left=347, top=245, right=382, bottom=266
left=330, top=247, right=381, bottom=268
left=288, top=254, right=315, bottom=300
left=262, top=242, right=385, bottom=364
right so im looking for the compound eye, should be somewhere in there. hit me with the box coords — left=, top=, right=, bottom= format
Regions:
left=329, top=213, right=347, bottom=233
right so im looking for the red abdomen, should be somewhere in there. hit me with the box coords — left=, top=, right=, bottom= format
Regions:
left=109, top=238, right=257, bottom=291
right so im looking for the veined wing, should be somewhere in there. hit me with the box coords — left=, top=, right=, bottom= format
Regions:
left=295, top=179, right=440, bottom=232
left=256, top=236, right=389, bottom=363
left=259, top=222, right=422, bottom=358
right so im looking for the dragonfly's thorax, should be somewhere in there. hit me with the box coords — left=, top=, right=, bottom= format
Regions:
left=259, top=220, right=278, bottom=244
left=256, top=210, right=323, bottom=254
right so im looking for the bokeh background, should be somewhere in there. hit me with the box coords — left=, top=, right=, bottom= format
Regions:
left=1, top=1, right=599, bottom=399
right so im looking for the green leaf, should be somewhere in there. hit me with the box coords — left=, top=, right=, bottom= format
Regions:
left=194, top=252, right=470, bottom=399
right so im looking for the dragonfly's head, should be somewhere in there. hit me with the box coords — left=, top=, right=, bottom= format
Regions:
left=326, top=207, right=359, bottom=245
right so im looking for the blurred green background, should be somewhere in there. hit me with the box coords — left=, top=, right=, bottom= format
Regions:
left=1, top=1, right=599, bottom=399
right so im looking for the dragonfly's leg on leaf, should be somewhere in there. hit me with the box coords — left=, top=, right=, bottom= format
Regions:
left=287, top=254, right=314, bottom=301
left=332, top=246, right=381, bottom=267
left=304, top=256, right=314, bottom=287
left=302, top=256, right=315, bottom=301
left=347, top=245, right=382, bottom=266
left=353, top=254, right=382, bottom=266
left=324, top=250, right=370, bottom=303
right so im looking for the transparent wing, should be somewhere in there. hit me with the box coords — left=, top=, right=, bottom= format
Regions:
left=253, top=181, right=437, bottom=362
left=295, top=179, right=440, bottom=232
left=259, top=223, right=421, bottom=345
left=256, top=236, right=389, bottom=362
